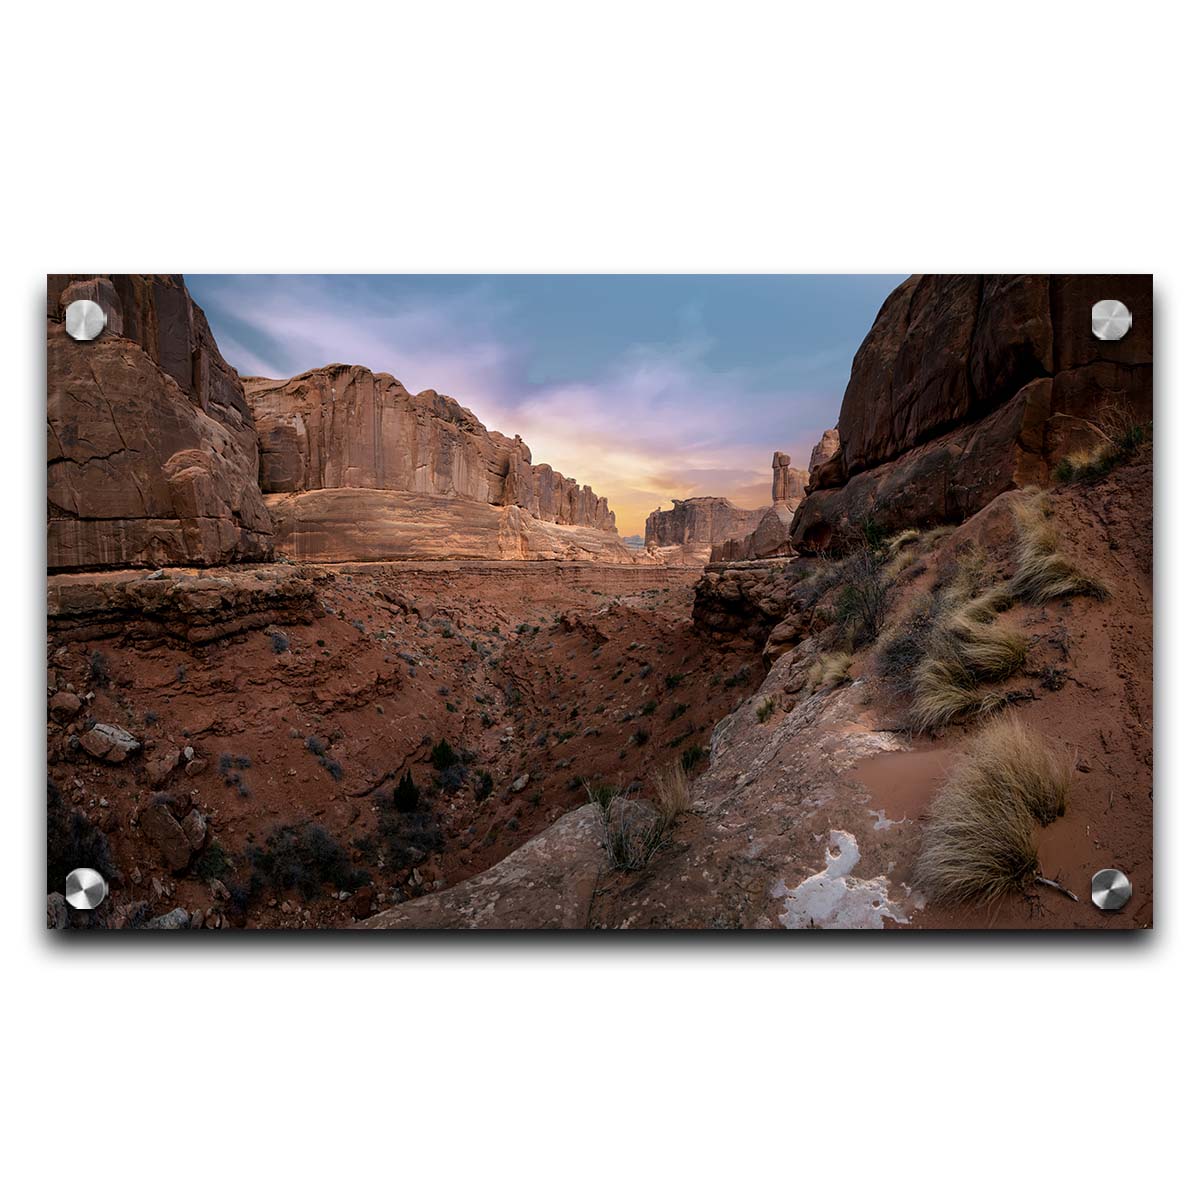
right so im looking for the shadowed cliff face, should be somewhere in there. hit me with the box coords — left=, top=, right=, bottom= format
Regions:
left=792, top=274, right=1152, bottom=551
left=47, top=275, right=275, bottom=572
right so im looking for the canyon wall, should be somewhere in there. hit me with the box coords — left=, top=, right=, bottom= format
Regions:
left=790, top=274, right=1153, bottom=551
left=645, top=497, right=770, bottom=566
left=47, top=277, right=631, bottom=569
left=246, top=365, right=630, bottom=562
left=247, top=366, right=617, bottom=530
left=47, top=275, right=274, bottom=571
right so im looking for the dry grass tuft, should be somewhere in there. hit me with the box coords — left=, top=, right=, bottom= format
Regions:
left=910, top=655, right=1004, bottom=733
left=652, top=760, right=692, bottom=822
left=1008, top=494, right=1109, bottom=605
left=590, top=764, right=692, bottom=871
left=807, top=651, right=852, bottom=693
left=914, top=716, right=1072, bottom=903
left=883, top=545, right=919, bottom=583
left=886, top=528, right=920, bottom=554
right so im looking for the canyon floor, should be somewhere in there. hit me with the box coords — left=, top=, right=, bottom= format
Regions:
left=47, top=561, right=763, bottom=929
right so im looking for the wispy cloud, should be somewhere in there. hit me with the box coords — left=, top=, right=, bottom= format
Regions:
left=194, top=276, right=841, bottom=534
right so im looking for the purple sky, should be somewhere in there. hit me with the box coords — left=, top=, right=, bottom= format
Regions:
left=188, top=275, right=904, bottom=534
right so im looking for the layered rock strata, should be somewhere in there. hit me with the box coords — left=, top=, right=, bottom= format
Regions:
left=245, top=365, right=630, bottom=562
left=47, top=275, right=274, bottom=570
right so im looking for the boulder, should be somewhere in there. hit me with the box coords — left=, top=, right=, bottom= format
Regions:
left=78, top=723, right=141, bottom=763
left=181, top=808, right=208, bottom=851
left=143, top=907, right=191, bottom=930
left=145, top=747, right=180, bottom=786
left=140, top=801, right=192, bottom=871
left=49, top=691, right=82, bottom=723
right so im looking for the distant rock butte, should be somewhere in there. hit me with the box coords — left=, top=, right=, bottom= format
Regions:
left=790, top=274, right=1153, bottom=552
left=644, top=497, right=771, bottom=567
left=46, top=276, right=630, bottom=568
left=47, top=275, right=273, bottom=571
left=244, top=365, right=631, bottom=563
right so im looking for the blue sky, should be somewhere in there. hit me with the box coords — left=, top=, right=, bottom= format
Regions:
left=187, top=274, right=905, bottom=534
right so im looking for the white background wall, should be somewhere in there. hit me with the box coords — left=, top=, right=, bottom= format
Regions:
left=4, top=3, right=1192, bottom=1196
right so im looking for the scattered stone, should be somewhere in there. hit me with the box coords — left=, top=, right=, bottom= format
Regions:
left=144, top=907, right=191, bottom=930
left=182, top=745, right=195, bottom=762
left=184, top=757, right=208, bottom=777
left=146, top=568, right=165, bottom=580
left=49, top=691, right=83, bottom=722
left=141, top=801, right=192, bottom=871
left=145, top=746, right=180, bottom=786
left=210, top=879, right=231, bottom=902
left=181, top=808, right=208, bottom=850
left=78, top=723, right=141, bottom=764
left=511, top=774, right=529, bottom=793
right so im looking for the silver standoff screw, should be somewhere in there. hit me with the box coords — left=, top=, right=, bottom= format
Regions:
left=65, top=867, right=109, bottom=910
left=1090, top=868, right=1132, bottom=912
left=1091, top=299, right=1132, bottom=341
left=64, top=298, right=108, bottom=341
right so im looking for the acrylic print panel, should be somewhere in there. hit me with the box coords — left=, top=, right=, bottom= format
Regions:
left=45, top=274, right=1152, bottom=931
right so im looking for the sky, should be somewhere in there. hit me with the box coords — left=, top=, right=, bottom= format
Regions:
left=187, top=274, right=906, bottom=536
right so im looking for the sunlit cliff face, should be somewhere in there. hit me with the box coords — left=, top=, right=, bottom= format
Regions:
left=187, top=274, right=904, bottom=535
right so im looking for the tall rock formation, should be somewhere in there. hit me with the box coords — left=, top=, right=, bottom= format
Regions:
left=644, top=497, right=770, bottom=567
left=47, top=275, right=274, bottom=571
left=711, top=451, right=810, bottom=563
left=246, top=366, right=631, bottom=562
left=791, top=274, right=1152, bottom=551
left=771, top=452, right=807, bottom=506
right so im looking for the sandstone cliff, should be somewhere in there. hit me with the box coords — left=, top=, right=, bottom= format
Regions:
left=790, top=274, right=1152, bottom=551
left=246, top=365, right=632, bottom=562
left=645, top=497, right=769, bottom=566
left=47, top=275, right=274, bottom=571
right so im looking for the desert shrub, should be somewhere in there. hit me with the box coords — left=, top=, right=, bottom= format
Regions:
left=914, top=717, right=1072, bottom=903
left=665, top=673, right=683, bottom=690
left=1008, top=494, right=1109, bottom=605
left=631, top=727, right=650, bottom=747
left=680, top=745, right=707, bottom=773
left=430, top=739, right=458, bottom=769
left=641, top=700, right=657, bottom=716
left=192, top=841, right=235, bottom=881
left=248, top=822, right=368, bottom=900
left=724, top=664, right=752, bottom=689
left=835, top=546, right=890, bottom=645
left=755, top=697, right=776, bottom=723
left=392, top=769, right=420, bottom=813
left=474, top=770, right=494, bottom=801
left=47, top=781, right=116, bottom=891
left=669, top=702, right=689, bottom=721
